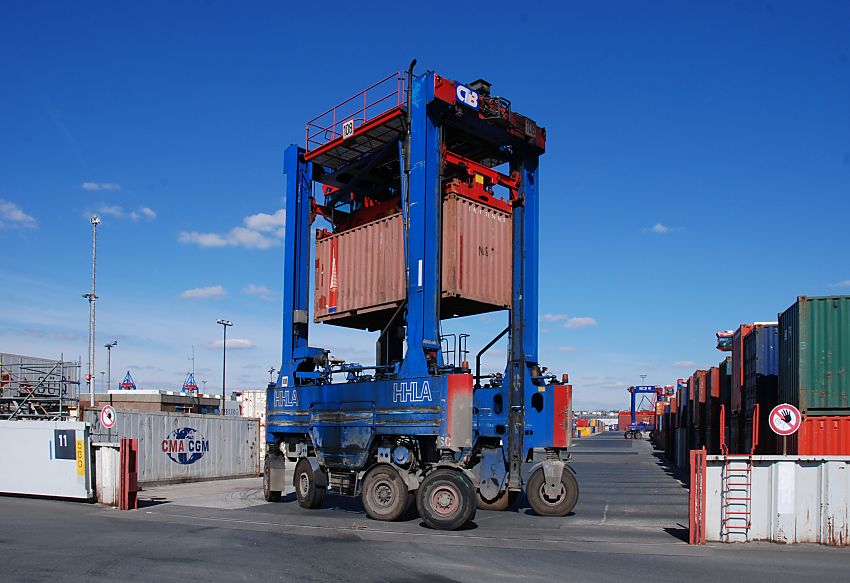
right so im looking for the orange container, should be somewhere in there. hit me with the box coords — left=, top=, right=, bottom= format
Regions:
left=314, top=191, right=511, bottom=330
left=797, top=416, right=850, bottom=455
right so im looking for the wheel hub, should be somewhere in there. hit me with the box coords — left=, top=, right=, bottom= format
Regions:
left=299, top=472, right=310, bottom=497
left=373, top=480, right=394, bottom=507
left=430, top=484, right=460, bottom=516
left=539, top=482, right=566, bottom=505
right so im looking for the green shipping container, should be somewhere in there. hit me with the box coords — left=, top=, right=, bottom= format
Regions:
left=779, top=296, right=850, bottom=414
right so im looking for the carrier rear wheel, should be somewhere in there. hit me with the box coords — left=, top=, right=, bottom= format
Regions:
left=263, top=454, right=281, bottom=502
left=294, top=458, right=326, bottom=509
left=526, top=467, right=579, bottom=517
left=361, top=465, right=409, bottom=522
left=476, top=489, right=519, bottom=511
left=416, top=469, right=476, bottom=530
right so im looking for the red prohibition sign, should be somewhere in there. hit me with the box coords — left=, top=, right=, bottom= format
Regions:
left=769, top=403, right=802, bottom=436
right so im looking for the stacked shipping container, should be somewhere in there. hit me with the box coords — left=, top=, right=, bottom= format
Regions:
left=780, top=296, right=850, bottom=454
left=652, top=295, right=850, bottom=470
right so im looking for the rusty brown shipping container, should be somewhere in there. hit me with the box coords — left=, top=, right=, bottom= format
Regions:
left=314, top=192, right=511, bottom=329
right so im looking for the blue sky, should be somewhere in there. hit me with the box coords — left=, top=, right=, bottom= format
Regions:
left=1, top=1, right=848, bottom=409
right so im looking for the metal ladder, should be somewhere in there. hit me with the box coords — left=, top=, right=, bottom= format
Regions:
left=721, top=453, right=752, bottom=541
left=718, top=403, right=759, bottom=542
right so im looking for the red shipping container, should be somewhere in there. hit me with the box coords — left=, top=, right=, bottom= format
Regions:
left=731, top=324, right=755, bottom=413
left=618, top=410, right=655, bottom=429
left=708, top=367, right=720, bottom=399
left=576, top=418, right=589, bottom=428
left=314, top=189, right=512, bottom=329
left=695, top=370, right=707, bottom=404
left=797, top=416, right=850, bottom=455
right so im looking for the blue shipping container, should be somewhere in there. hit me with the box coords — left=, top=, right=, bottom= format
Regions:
left=744, top=324, right=779, bottom=420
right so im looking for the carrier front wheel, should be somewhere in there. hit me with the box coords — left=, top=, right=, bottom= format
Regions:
left=416, top=469, right=476, bottom=530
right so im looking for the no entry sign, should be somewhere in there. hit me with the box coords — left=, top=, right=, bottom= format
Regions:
left=100, top=405, right=117, bottom=429
left=769, top=403, right=802, bottom=436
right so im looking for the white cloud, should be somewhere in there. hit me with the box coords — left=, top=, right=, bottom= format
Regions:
left=179, top=209, right=285, bottom=250
left=0, top=199, right=37, bottom=229
left=204, top=338, right=256, bottom=350
left=831, top=279, right=850, bottom=288
left=180, top=285, right=227, bottom=299
left=672, top=360, right=698, bottom=368
left=96, top=205, right=125, bottom=218
left=564, top=317, right=597, bottom=329
left=244, top=209, right=285, bottom=234
left=244, top=284, right=275, bottom=301
left=540, top=313, right=568, bottom=322
left=82, top=182, right=121, bottom=191
left=178, top=232, right=227, bottom=247
left=643, top=223, right=680, bottom=234
left=91, top=205, right=156, bottom=221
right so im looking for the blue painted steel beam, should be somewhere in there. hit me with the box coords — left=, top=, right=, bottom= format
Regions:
left=399, top=72, right=442, bottom=378
left=280, top=145, right=315, bottom=386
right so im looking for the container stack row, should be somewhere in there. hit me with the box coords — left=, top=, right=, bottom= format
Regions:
left=653, top=295, right=850, bottom=468
left=573, top=417, right=608, bottom=438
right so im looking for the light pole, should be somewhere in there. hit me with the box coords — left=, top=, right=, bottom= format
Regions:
left=105, top=340, right=117, bottom=392
left=83, top=214, right=101, bottom=407
left=216, top=319, right=233, bottom=415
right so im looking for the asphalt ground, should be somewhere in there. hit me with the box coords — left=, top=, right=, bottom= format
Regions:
left=2, top=432, right=846, bottom=582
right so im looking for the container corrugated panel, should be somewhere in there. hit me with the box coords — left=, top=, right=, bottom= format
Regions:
left=718, top=356, right=732, bottom=412
left=314, top=194, right=512, bottom=329
left=707, top=367, right=720, bottom=399
left=441, top=192, right=511, bottom=311
left=314, top=213, right=406, bottom=329
left=744, top=324, right=779, bottom=419
left=731, top=324, right=754, bottom=413
left=798, top=416, right=850, bottom=455
left=84, top=410, right=259, bottom=485
left=780, top=296, right=850, bottom=414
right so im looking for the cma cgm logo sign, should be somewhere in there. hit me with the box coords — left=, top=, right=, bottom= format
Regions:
left=393, top=381, right=433, bottom=403
left=161, top=427, right=209, bottom=465
left=455, top=84, right=479, bottom=110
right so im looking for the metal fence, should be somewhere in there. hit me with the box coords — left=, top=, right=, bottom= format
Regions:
left=84, top=409, right=260, bottom=485
left=0, top=353, right=80, bottom=420
left=703, top=455, right=850, bottom=545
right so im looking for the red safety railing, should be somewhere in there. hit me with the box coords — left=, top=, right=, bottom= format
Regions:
left=305, top=71, right=407, bottom=153
left=689, top=448, right=707, bottom=545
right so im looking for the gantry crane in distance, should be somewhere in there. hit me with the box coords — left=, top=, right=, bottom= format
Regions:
left=264, top=63, right=577, bottom=530
left=624, top=385, right=664, bottom=439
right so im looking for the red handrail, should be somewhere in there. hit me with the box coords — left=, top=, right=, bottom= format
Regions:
left=305, top=71, right=407, bottom=152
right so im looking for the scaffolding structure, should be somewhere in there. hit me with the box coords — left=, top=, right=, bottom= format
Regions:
left=0, top=352, right=80, bottom=420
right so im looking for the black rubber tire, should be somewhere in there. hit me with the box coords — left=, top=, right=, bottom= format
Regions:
left=635, top=431, right=643, bottom=440
left=526, top=467, right=580, bottom=517
left=263, top=454, right=282, bottom=502
left=624, top=431, right=632, bottom=439
left=416, top=469, right=476, bottom=530
left=294, top=458, right=326, bottom=509
left=476, top=489, right=519, bottom=511
left=361, top=465, right=409, bottom=522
